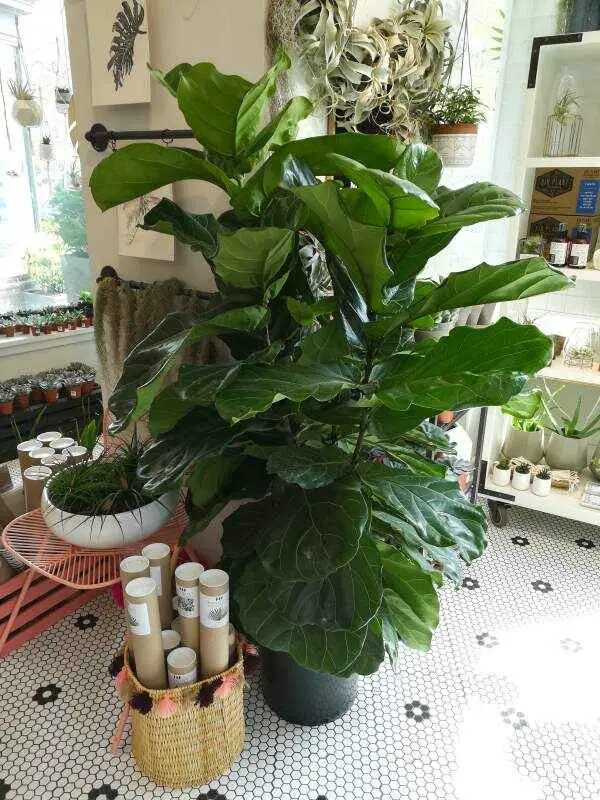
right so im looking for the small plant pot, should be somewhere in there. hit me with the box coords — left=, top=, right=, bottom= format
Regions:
left=492, top=464, right=511, bottom=486
left=55, top=323, right=65, bottom=333
left=42, top=324, right=53, bottom=335
left=4, top=325, right=15, bottom=338
left=0, top=400, right=14, bottom=416
left=545, top=432, right=588, bottom=471
left=39, top=142, right=54, bottom=161
left=30, top=388, right=44, bottom=404
left=430, top=123, right=478, bottom=167
left=31, top=327, right=40, bottom=337
left=532, top=476, right=552, bottom=497
left=14, top=393, right=30, bottom=411
left=43, top=388, right=60, bottom=404
left=84, top=316, right=93, bottom=327
left=511, top=470, right=531, bottom=491
left=503, top=428, right=544, bottom=463
left=82, top=380, right=97, bottom=395
left=68, top=320, right=79, bottom=330
left=66, top=384, right=83, bottom=399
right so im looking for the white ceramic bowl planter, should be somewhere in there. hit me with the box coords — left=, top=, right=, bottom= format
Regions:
left=532, top=473, right=552, bottom=497
left=502, top=428, right=544, bottom=463
left=492, top=462, right=511, bottom=486
left=511, top=468, right=531, bottom=491
left=430, top=124, right=478, bottom=167
left=545, top=433, right=588, bottom=471
left=41, top=489, right=178, bottom=549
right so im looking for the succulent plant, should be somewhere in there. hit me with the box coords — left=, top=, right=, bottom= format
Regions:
left=536, top=466, right=552, bottom=480
left=496, top=452, right=511, bottom=471
left=514, top=459, right=531, bottom=475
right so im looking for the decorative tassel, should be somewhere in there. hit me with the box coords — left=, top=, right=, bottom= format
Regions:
left=196, top=678, right=222, bottom=708
left=108, top=652, right=125, bottom=678
left=130, top=691, right=152, bottom=714
left=114, top=667, right=128, bottom=693
left=214, top=672, right=241, bottom=699
left=156, top=693, right=178, bottom=718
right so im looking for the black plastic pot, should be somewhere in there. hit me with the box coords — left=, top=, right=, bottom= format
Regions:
left=261, top=648, right=357, bottom=726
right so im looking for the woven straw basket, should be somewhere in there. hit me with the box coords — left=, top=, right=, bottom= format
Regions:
left=123, top=646, right=245, bottom=788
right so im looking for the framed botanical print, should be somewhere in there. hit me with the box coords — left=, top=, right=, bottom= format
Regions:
left=117, top=185, right=175, bottom=261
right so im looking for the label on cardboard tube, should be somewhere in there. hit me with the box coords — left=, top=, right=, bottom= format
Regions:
left=127, top=602, right=150, bottom=636
left=150, top=565, right=163, bottom=596
left=168, top=667, right=197, bottom=687
left=176, top=584, right=199, bottom=618
left=200, top=591, right=229, bottom=628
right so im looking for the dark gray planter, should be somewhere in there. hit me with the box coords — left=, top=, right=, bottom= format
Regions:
left=261, top=648, right=358, bottom=726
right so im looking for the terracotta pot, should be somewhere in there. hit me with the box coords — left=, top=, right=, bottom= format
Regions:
left=14, top=393, right=30, bottom=411
left=82, top=380, right=96, bottom=395
left=67, top=384, right=83, bottom=399
left=4, top=326, right=15, bottom=338
left=31, top=327, right=40, bottom=336
left=42, top=325, right=53, bottom=335
left=84, top=316, right=93, bottom=327
left=68, top=320, right=79, bottom=330
left=430, top=123, right=478, bottom=167
left=44, top=388, right=60, bottom=404
left=0, top=400, right=14, bottom=416
left=30, top=388, right=44, bottom=404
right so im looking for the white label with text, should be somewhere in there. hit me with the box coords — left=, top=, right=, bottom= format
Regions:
left=176, top=584, right=199, bottom=618
left=127, top=602, right=150, bottom=636
left=200, top=591, right=229, bottom=628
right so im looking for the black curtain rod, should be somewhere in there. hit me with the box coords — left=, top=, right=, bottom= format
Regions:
left=85, top=123, right=193, bottom=153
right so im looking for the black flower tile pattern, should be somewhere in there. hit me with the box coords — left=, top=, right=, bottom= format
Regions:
left=75, top=613, right=99, bottom=631
left=32, top=684, right=61, bottom=705
left=575, top=538, right=595, bottom=550
left=511, top=535, right=529, bottom=546
left=1, top=506, right=600, bottom=799
left=531, top=579, right=553, bottom=593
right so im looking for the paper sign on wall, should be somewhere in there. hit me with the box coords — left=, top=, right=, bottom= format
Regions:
left=118, top=185, right=175, bottom=261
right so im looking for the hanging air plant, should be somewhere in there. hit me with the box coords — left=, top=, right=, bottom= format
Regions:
left=8, top=78, right=42, bottom=128
left=107, top=0, right=147, bottom=91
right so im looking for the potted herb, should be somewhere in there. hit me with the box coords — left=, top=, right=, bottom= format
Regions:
left=39, top=135, right=54, bottom=161
left=8, top=78, right=42, bottom=128
left=0, top=386, right=15, bottom=416
left=429, top=86, right=486, bottom=167
left=511, top=459, right=532, bottom=491
left=41, top=443, right=178, bottom=549
left=39, top=376, right=62, bottom=404
left=12, top=381, right=31, bottom=411
left=63, top=370, right=83, bottom=399
left=89, top=54, right=568, bottom=725
left=532, top=465, right=552, bottom=497
left=542, top=391, right=600, bottom=471
left=492, top=452, right=511, bottom=486
left=501, top=389, right=544, bottom=463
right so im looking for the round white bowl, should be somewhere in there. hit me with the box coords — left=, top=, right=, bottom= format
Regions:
left=41, top=488, right=178, bottom=549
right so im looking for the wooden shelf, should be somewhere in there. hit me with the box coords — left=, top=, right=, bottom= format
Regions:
left=525, top=156, right=600, bottom=169
left=538, top=357, right=600, bottom=388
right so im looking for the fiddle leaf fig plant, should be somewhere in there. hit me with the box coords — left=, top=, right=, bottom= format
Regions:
left=89, top=54, right=570, bottom=677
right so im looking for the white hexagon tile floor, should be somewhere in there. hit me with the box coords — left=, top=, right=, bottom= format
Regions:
left=1, top=506, right=600, bottom=800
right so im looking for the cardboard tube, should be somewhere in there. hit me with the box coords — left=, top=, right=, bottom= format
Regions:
left=228, top=623, right=237, bottom=665
left=141, top=542, right=172, bottom=629
left=23, top=466, right=52, bottom=511
left=172, top=615, right=182, bottom=636
left=174, top=562, right=204, bottom=651
left=199, top=569, right=229, bottom=678
left=119, top=555, right=150, bottom=596
left=67, top=446, right=88, bottom=465
left=167, top=646, right=198, bottom=688
left=161, top=629, right=181, bottom=657
left=49, top=437, right=75, bottom=455
left=40, top=453, right=68, bottom=474
left=17, top=440, right=41, bottom=474
left=125, top=577, right=167, bottom=689
left=171, top=595, right=179, bottom=612
left=36, top=431, right=62, bottom=446
left=30, top=448, right=55, bottom=468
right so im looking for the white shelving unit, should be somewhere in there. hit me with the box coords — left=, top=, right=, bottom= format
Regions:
left=475, top=33, right=600, bottom=529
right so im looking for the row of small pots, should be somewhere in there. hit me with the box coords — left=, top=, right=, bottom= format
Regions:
left=492, top=462, right=552, bottom=497
left=0, top=316, right=93, bottom=338
left=0, top=380, right=97, bottom=415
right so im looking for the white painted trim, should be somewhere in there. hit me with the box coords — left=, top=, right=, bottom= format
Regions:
left=0, top=326, right=94, bottom=358
left=0, top=0, right=37, bottom=14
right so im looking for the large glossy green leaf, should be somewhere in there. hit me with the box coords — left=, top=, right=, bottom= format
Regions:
left=149, top=63, right=192, bottom=96
left=406, top=258, right=571, bottom=320
left=369, top=404, right=443, bottom=440
left=377, top=542, right=440, bottom=651
left=393, top=144, right=443, bottom=196
left=375, top=318, right=553, bottom=414
left=108, top=306, right=267, bottom=432
left=175, top=363, right=239, bottom=404
left=299, top=317, right=352, bottom=364
left=221, top=497, right=274, bottom=560
left=286, top=297, right=336, bottom=326
left=245, top=96, right=313, bottom=159
left=141, top=198, right=219, bottom=258
left=89, top=144, right=235, bottom=212
left=266, top=444, right=350, bottom=488
left=292, top=181, right=392, bottom=312
left=327, top=253, right=369, bottom=351
left=327, top=154, right=439, bottom=230
left=215, top=361, right=359, bottom=423
left=213, top=227, right=294, bottom=296
left=148, top=386, right=195, bottom=437
left=187, top=453, right=244, bottom=507
left=360, top=462, right=487, bottom=564
left=501, top=388, right=543, bottom=420
left=256, top=478, right=369, bottom=581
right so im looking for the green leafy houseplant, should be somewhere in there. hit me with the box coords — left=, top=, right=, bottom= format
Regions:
left=89, top=52, right=569, bottom=678
left=430, top=85, right=486, bottom=127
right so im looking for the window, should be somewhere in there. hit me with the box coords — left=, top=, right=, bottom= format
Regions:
left=0, top=0, right=90, bottom=316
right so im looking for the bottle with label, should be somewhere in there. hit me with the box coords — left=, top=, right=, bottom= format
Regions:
left=548, top=223, right=568, bottom=267
left=567, top=224, right=591, bottom=269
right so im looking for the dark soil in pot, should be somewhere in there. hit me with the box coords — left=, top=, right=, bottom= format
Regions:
left=261, top=648, right=357, bottom=726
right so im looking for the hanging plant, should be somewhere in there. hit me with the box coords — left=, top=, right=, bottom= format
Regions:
left=427, top=85, right=486, bottom=167
left=9, top=79, right=42, bottom=128
left=39, top=135, right=54, bottom=162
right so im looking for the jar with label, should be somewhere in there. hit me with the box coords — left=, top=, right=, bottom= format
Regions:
left=567, top=224, right=591, bottom=268
left=548, top=223, right=568, bottom=267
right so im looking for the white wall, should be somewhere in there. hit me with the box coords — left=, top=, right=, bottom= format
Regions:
left=65, top=0, right=269, bottom=294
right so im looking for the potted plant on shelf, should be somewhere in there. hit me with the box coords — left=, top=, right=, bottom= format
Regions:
left=88, top=53, right=569, bottom=725
left=12, top=381, right=31, bottom=411
left=39, top=135, right=54, bottom=161
left=542, top=390, right=600, bottom=471
left=492, top=452, right=512, bottom=486
left=511, top=459, right=532, bottom=491
left=2, top=316, right=16, bottom=337
left=532, top=465, right=552, bottom=497
left=8, top=78, right=42, bottom=128
left=501, top=389, right=545, bottom=463
left=39, top=376, right=62, bottom=404
left=429, top=85, right=486, bottom=167
left=63, top=370, right=84, bottom=399
left=0, top=387, right=15, bottom=416
left=519, top=234, right=544, bottom=260
left=29, top=377, right=44, bottom=405
left=41, top=442, right=178, bottom=549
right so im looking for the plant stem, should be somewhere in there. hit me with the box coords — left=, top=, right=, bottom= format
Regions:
left=351, top=347, right=374, bottom=466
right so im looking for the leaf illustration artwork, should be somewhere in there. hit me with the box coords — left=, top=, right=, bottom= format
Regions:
left=107, top=0, right=147, bottom=91
left=209, top=605, right=227, bottom=623
left=123, top=194, right=161, bottom=245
